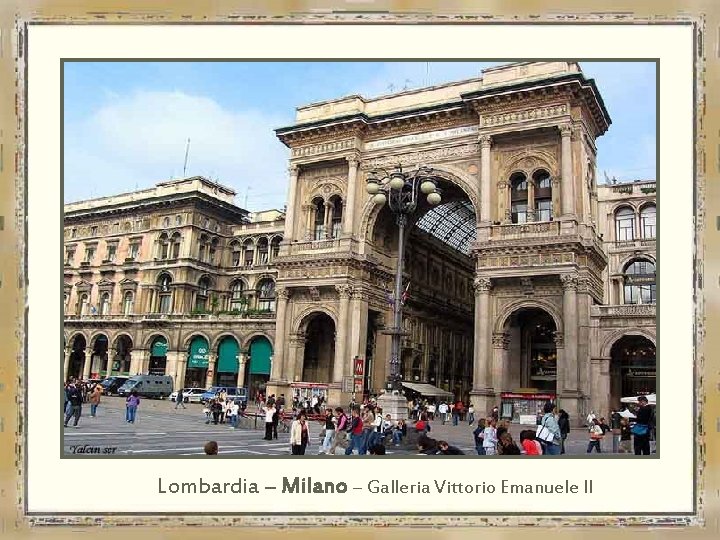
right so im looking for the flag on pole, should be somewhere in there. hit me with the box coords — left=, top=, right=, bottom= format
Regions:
left=401, top=281, right=411, bottom=305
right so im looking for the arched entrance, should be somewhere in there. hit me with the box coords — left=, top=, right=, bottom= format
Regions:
left=247, top=336, right=273, bottom=400
left=185, top=335, right=209, bottom=387
left=149, top=335, right=168, bottom=376
left=216, top=336, right=240, bottom=387
left=301, top=313, right=335, bottom=383
left=499, top=308, right=558, bottom=421
left=609, top=335, right=656, bottom=406
left=90, top=335, right=108, bottom=378
left=68, top=334, right=86, bottom=380
left=112, top=335, right=132, bottom=376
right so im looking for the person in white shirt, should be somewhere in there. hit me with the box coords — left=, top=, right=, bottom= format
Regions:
left=427, top=403, right=436, bottom=420
left=438, top=402, right=449, bottom=425
left=228, top=401, right=240, bottom=429
left=483, top=417, right=498, bottom=455
left=263, top=403, right=276, bottom=440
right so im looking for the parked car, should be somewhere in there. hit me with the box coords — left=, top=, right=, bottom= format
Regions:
left=170, top=388, right=206, bottom=404
left=199, top=386, right=248, bottom=405
left=100, top=376, right=129, bottom=396
left=117, top=375, right=173, bottom=399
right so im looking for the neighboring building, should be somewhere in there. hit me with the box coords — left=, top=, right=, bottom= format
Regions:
left=63, top=61, right=656, bottom=423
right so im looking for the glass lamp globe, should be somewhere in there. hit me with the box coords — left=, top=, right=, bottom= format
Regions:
left=389, top=175, right=405, bottom=190
left=427, top=192, right=442, bottom=206
left=373, top=192, right=387, bottom=205
left=420, top=180, right=436, bottom=194
left=366, top=182, right=380, bottom=195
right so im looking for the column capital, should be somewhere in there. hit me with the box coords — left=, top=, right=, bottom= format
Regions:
left=491, top=332, right=510, bottom=350
left=335, top=284, right=353, bottom=299
left=473, top=276, right=492, bottom=294
left=478, top=134, right=493, bottom=147
left=553, top=331, right=565, bottom=348
left=560, top=273, right=579, bottom=290
left=345, top=154, right=360, bottom=167
left=288, top=163, right=299, bottom=176
left=559, top=123, right=573, bottom=137
left=276, top=287, right=291, bottom=301
left=288, top=332, right=306, bottom=348
left=351, top=288, right=368, bottom=301
left=497, top=180, right=510, bottom=190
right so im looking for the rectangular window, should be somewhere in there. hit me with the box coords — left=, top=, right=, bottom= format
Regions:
left=65, top=249, right=75, bottom=265
left=244, top=250, right=254, bottom=266
left=616, top=219, right=634, bottom=241
left=160, top=243, right=169, bottom=260
left=159, top=294, right=171, bottom=314
left=642, top=217, right=656, bottom=239
left=128, top=243, right=139, bottom=259
left=536, top=200, right=552, bottom=222
left=90, top=226, right=98, bottom=236
left=107, top=244, right=117, bottom=262
left=332, top=222, right=341, bottom=239
left=232, top=251, right=241, bottom=266
left=314, top=224, right=325, bottom=240
left=85, top=247, right=96, bottom=263
left=511, top=203, right=527, bottom=224
left=258, top=250, right=268, bottom=265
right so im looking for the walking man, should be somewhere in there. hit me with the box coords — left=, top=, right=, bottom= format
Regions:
left=175, top=388, right=186, bottom=409
left=89, top=383, right=102, bottom=417
left=633, top=395, right=654, bottom=455
left=64, top=381, right=83, bottom=428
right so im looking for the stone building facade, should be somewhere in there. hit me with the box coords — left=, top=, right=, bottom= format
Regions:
left=63, top=61, right=656, bottom=423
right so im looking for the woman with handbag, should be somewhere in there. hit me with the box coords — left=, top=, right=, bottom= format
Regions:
left=587, top=418, right=604, bottom=453
left=632, top=395, right=653, bottom=455
left=290, top=411, right=310, bottom=455
left=537, top=402, right=562, bottom=455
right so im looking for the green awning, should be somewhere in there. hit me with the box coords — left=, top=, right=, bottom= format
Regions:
left=249, top=337, right=272, bottom=375
left=150, top=337, right=168, bottom=357
left=217, top=338, right=239, bottom=373
left=188, top=336, right=209, bottom=368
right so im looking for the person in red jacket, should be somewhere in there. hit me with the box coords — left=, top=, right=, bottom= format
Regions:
left=344, top=407, right=364, bottom=455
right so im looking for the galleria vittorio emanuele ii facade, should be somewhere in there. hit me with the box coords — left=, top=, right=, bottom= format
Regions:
left=63, top=61, right=656, bottom=424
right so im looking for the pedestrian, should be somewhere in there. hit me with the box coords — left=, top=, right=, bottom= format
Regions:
left=587, top=418, right=604, bottom=453
left=204, top=440, right=219, bottom=455
left=453, top=400, right=464, bottom=425
left=225, top=399, right=234, bottom=426
left=438, top=401, right=448, bottom=425
left=520, top=430, right=542, bottom=455
left=360, top=405, right=375, bottom=455
left=175, top=388, right=186, bottom=409
left=467, top=403, right=475, bottom=425
left=125, top=390, right=140, bottom=424
left=263, top=401, right=276, bottom=440
left=426, top=402, right=436, bottom=420
left=473, top=418, right=486, bottom=455
left=632, top=395, right=654, bottom=455
left=203, top=403, right=211, bottom=424
left=344, top=407, right=364, bottom=455
left=64, top=380, right=83, bottom=428
left=290, top=411, right=309, bottom=455
left=539, top=402, right=563, bottom=455
left=558, top=409, right=570, bottom=454
left=210, top=399, right=222, bottom=425
left=89, top=383, right=102, bottom=418
left=392, top=419, right=407, bottom=446
left=369, top=407, right=384, bottom=448
left=482, top=417, right=498, bottom=455
left=228, top=400, right=239, bottom=429
left=619, top=417, right=632, bottom=453
left=599, top=417, right=611, bottom=436
left=319, top=408, right=335, bottom=455
left=329, top=407, right=348, bottom=455
left=498, top=432, right=521, bottom=455
left=438, top=440, right=465, bottom=455
left=491, top=406, right=499, bottom=423
left=417, top=434, right=440, bottom=455
left=272, top=404, right=280, bottom=439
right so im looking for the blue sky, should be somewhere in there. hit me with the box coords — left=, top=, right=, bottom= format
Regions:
left=63, top=61, right=656, bottom=211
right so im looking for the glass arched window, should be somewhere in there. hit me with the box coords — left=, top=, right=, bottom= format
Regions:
left=623, top=259, right=656, bottom=304
left=257, top=279, right=276, bottom=312
left=243, top=240, right=254, bottom=267
left=175, top=215, right=183, bottom=226
left=510, top=173, right=528, bottom=224
left=230, top=241, right=241, bottom=267
left=198, top=235, right=208, bottom=262
left=615, top=207, right=635, bottom=241
left=195, top=276, right=211, bottom=311
left=640, top=205, right=656, bottom=239
left=229, top=280, right=246, bottom=312
left=158, top=233, right=169, bottom=260
left=162, top=217, right=170, bottom=228
left=330, top=196, right=343, bottom=239
left=257, top=238, right=269, bottom=265
left=270, top=237, right=281, bottom=260
left=100, top=292, right=111, bottom=316
left=533, top=169, right=553, bottom=222
left=208, top=238, right=218, bottom=264
left=313, top=198, right=326, bottom=240
left=78, top=293, right=89, bottom=316
left=123, top=291, right=134, bottom=315
left=157, top=273, right=172, bottom=313
left=170, top=232, right=181, bottom=259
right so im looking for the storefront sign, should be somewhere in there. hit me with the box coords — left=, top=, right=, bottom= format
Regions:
left=353, top=356, right=364, bottom=377
left=188, top=337, right=209, bottom=368
left=501, top=392, right=556, bottom=401
left=625, top=275, right=655, bottom=285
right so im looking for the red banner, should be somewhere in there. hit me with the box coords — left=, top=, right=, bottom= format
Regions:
left=353, top=356, right=364, bottom=377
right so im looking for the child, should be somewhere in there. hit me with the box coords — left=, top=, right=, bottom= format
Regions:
left=482, top=417, right=498, bottom=456
left=520, top=430, right=542, bottom=455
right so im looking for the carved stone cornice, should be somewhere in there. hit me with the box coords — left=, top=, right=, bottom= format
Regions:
left=290, top=138, right=356, bottom=159
left=335, top=284, right=353, bottom=299
left=481, top=104, right=569, bottom=129
left=351, top=289, right=369, bottom=301
left=361, top=143, right=479, bottom=172
left=560, top=273, right=579, bottom=290
left=473, top=277, right=492, bottom=294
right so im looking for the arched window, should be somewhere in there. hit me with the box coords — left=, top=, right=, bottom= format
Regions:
left=123, top=291, right=134, bottom=315
left=208, top=238, right=218, bottom=264
left=100, top=292, right=111, bottom=316
left=533, top=169, right=553, bottom=222
left=170, top=232, right=181, bottom=259
left=313, top=198, right=326, bottom=240
left=158, top=233, right=170, bottom=260
left=198, top=234, right=208, bottom=262
left=175, top=215, right=183, bottom=226
left=229, top=280, right=246, bottom=312
left=510, top=173, right=528, bottom=224
left=623, top=259, right=656, bottom=304
left=615, top=207, right=635, bottom=241
left=640, top=205, right=656, bottom=239
left=195, top=276, right=211, bottom=311
left=230, top=241, right=241, bottom=267
left=257, top=279, right=276, bottom=312
left=78, top=293, right=89, bottom=316
left=244, top=240, right=254, bottom=267
left=257, top=238, right=269, bottom=265
left=270, top=237, right=281, bottom=260
left=162, top=217, right=170, bottom=228
left=330, top=196, right=343, bottom=239
left=157, top=273, right=173, bottom=313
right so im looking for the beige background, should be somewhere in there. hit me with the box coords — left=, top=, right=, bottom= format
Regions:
left=0, top=0, right=717, bottom=537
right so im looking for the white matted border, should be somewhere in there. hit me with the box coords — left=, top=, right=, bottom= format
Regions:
left=28, top=23, right=694, bottom=515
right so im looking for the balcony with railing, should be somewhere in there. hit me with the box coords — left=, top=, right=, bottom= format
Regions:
left=609, top=238, right=656, bottom=252
left=591, top=304, right=656, bottom=318
left=64, top=311, right=277, bottom=323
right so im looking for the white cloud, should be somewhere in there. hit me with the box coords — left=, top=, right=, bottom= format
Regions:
left=65, top=90, right=290, bottom=211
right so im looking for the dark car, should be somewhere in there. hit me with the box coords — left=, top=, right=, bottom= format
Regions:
left=101, top=376, right=128, bottom=396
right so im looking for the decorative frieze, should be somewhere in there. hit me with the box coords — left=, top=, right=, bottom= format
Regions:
left=365, top=125, right=479, bottom=151
left=362, top=143, right=479, bottom=171
left=481, top=104, right=568, bottom=128
left=491, top=332, right=511, bottom=349
left=335, top=284, right=353, bottom=299
left=291, top=138, right=356, bottom=158
left=560, top=273, right=579, bottom=290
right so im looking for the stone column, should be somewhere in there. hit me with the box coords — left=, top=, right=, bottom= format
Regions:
left=236, top=352, right=247, bottom=388
left=479, top=135, right=492, bottom=223
left=63, top=348, right=71, bottom=382
left=271, top=287, right=290, bottom=382
left=175, top=356, right=187, bottom=390
left=129, top=349, right=147, bottom=376
left=560, top=273, right=579, bottom=393
left=497, top=181, right=511, bottom=224
left=82, top=348, right=93, bottom=380
left=590, top=357, right=611, bottom=419
left=343, top=156, right=359, bottom=236
left=560, top=124, right=576, bottom=217
left=347, top=289, right=369, bottom=359
left=205, top=352, right=217, bottom=389
left=287, top=333, right=306, bottom=382
left=333, top=285, right=353, bottom=382
left=323, top=201, right=333, bottom=239
left=491, top=332, right=510, bottom=393
left=305, top=204, right=314, bottom=240
left=553, top=331, right=565, bottom=396
left=527, top=179, right=536, bottom=222
left=284, top=165, right=299, bottom=241
left=471, top=277, right=493, bottom=395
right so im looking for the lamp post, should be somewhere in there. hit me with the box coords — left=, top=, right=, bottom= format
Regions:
left=366, top=165, right=442, bottom=399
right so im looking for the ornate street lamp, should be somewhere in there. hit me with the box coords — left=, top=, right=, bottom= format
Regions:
left=366, top=165, right=442, bottom=401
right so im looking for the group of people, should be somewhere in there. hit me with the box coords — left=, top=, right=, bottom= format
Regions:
left=63, top=377, right=140, bottom=426
left=407, top=398, right=476, bottom=426
left=201, top=389, right=249, bottom=428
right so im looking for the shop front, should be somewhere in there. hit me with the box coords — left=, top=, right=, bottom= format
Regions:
left=500, top=391, right=557, bottom=424
left=247, top=336, right=272, bottom=401
left=148, top=336, right=168, bottom=376
left=185, top=336, right=209, bottom=388
left=216, top=337, right=240, bottom=387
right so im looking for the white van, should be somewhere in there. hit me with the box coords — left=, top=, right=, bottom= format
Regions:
left=117, top=375, right=173, bottom=399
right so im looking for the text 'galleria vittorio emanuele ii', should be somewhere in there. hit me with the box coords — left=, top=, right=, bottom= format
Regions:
left=64, top=61, right=656, bottom=425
